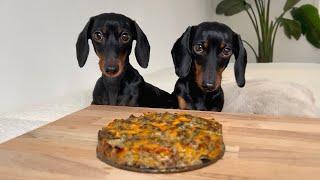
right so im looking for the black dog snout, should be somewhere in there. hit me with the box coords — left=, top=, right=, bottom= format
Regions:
left=105, top=65, right=119, bottom=74
left=202, top=83, right=215, bottom=91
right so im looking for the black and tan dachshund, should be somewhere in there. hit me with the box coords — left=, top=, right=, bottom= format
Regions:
left=76, top=13, right=176, bottom=108
left=172, top=22, right=247, bottom=111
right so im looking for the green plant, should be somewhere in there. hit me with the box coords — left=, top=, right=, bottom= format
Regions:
left=216, top=0, right=320, bottom=63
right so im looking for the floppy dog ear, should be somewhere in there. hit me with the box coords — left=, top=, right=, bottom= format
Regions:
left=233, top=33, right=247, bottom=87
left=76, top=18, right=93, bottom=68
left=171, top=26, right=193, bottom=78
left=134, top=22, right=150, bottom=68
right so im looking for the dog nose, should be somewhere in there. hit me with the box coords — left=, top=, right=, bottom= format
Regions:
left=105, top=66, right=119, bottom=74
left=202, top=83, right=215, bottom=90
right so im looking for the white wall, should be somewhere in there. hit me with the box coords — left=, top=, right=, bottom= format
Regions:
left=0, top=0, right=319, bottom=113
left=211, top=0, right=320, bottom=63
left=0, top=0, right=213, bottom=113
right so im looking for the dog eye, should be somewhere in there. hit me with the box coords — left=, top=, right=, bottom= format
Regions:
left=222, top=47, right=232, bottom=56
left=193, top=44, right=204, bottom=54
left=93, top=31, right=103, bottom=41
left=120, top=32, right=130, bottom=43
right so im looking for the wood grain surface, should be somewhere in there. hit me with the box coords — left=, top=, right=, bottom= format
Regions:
left=0, top=105, right=320, bottom=180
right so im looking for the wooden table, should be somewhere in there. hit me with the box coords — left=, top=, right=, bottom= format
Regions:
left=0, top=105, right=320, bottom=180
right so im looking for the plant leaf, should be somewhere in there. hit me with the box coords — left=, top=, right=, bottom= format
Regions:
left=305, top=29, right=320, bottom=48
left=291, top=4, right=320, bottom=48
left=284, top=0, right=301, bottom=11
left=279, top=18, right=301, bottom=40
left=216, top=0, right=249, bottom=16
left=225, top=3, right=251, bottom=16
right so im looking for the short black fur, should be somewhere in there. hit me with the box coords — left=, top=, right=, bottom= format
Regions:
left=76, top=13, right=176, bottom=108
left=172, top=22, right=247, bottom=111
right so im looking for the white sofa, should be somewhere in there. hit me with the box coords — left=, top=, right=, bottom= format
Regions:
left=0, top=63, right=319, bottom=143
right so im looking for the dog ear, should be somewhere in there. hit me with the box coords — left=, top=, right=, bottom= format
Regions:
left=134, top=21, right=150, bottom=68
left=233, top=33, right=247, bottom=87
left=171, top=26, right=193, bottom=78
left=76, top=18, right=93, bottom=68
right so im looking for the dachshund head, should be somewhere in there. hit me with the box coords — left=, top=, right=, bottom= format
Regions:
left=76, top=13, right=150, bottom=78
left=172, top=22, right=247, bottom=92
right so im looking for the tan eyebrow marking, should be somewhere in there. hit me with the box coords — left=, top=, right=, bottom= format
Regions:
left=219, top=42, right=226, bottom=49
left=203, top=41, right=209, bottom=48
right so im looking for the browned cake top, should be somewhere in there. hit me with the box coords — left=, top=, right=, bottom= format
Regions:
left=97, top=112, right=224, bottom=173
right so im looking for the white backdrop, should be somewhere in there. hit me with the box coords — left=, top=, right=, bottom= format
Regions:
left=0, top=0, right=319, bottom=113
left=0, top=0, right=213, bottom=112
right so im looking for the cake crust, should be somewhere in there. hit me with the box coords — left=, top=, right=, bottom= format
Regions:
left=96, top=112, right=225, bottom=173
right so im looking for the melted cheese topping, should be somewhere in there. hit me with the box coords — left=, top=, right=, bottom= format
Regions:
left=97, top=112, right=224, bottom=170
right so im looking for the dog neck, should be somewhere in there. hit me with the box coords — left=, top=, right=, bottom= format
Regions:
left=101, top=59, right=133, bottom=105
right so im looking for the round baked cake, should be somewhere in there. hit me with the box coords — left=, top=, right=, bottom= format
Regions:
left=96, top=112, right=225, bottom=173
